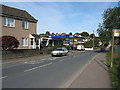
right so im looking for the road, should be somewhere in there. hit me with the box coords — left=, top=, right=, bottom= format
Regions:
left=2, top=50, right=98, bottom=88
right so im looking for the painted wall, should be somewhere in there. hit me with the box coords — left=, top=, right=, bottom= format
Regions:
left=1, top=17, right=37, bottom=49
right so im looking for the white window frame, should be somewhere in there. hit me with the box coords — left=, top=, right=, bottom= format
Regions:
left=22, top=38, right=28, bottom=46
left=3, top=17, right=15, bottom=27
left=22, top=20, right=29, bottom=29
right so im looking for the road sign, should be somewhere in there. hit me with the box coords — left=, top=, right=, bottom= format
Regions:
left=114, top=29, right=120, bottom=37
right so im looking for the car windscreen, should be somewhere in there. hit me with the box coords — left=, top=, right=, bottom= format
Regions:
left=54, top=48, right=63, bottom=51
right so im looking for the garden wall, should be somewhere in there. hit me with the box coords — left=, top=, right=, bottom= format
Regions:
left=2, top=48, right=53, bottom=60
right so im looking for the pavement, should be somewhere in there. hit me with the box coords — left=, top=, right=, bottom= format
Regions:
left=68, top=52, right=111, bottom=88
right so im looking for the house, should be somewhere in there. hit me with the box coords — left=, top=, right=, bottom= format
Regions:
left=0, top=4, right=40, bottom=49
left=61, top=33, right=66, bottom=36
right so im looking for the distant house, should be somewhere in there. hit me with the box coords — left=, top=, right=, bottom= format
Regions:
left=61, top=33, right=66, bottom=36
left=0, top=4, right=40, bottom=49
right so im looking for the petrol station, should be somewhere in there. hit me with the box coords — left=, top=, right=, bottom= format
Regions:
left=51, top=35, right=85, bottom=47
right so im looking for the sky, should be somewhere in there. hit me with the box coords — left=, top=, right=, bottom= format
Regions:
left=1, top=1, right=119, bottom=35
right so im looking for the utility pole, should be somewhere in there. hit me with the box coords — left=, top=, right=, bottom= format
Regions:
left=93, top=30, right=94, bottom=49
left=111, top=29, right=114, bottom=67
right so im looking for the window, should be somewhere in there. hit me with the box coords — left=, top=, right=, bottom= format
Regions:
left=3, top=17, right=15, bottom=27
left=22, top=20, right=28, bottom=29
left=22, top=38, right=28, bottom=46
left=3, top=17, right=7, bottom=26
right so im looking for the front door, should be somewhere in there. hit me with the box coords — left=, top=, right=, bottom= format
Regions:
left=30, top=38, right=34, bottom=49
left=36, top=38, right=39, bottom=49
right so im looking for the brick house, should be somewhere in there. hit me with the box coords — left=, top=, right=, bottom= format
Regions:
left=0, top=4, right=40, bottom=49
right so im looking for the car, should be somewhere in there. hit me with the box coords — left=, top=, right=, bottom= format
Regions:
left=51, top=47, right=68, bottom=56
left=100, top=48, right=105, bottom=52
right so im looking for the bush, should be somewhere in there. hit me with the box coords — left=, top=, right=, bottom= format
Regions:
left=0, top=36, right=19, bottom=50
left=83, top=40, right=93, bottom=48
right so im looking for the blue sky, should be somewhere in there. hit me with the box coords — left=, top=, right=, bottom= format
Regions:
left=1, top=2, right=118, bottom=35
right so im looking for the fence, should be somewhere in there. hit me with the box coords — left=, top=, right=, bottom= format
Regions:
left=114, top=46, right=120, bottom=61
left=113, top=45, right=120, bottom=87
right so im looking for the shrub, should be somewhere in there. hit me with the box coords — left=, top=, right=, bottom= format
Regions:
left=83, top=40, right=93, bottom=48
left=0, top=36, right=19, bottom=50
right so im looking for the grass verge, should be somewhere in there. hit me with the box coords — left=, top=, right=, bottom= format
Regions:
left=106, top=52, right=119, bottom=88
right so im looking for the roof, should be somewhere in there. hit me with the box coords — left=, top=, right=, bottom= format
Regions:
left=61, top=33, right=66, bottom=36
left=0, top=4, right=38, bottom=23
left=31, top=34, right=41, bottom=38
left=51, top=35, right=85, bottom=39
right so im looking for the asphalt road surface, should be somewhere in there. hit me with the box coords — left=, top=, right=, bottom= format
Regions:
left=2, top=50, right=98, bottom=88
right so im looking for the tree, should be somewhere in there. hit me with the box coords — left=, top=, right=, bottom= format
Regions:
left=90, top=34, right=95, bottom=38
left=94, top=37, right=99, bottom=47
left=97, top=7, right=120, bottom=46
left=97, top=23, right=112, bottom=46
left=52, top=33, right=55, bottom=36
left=81, top=32, right=89, bottom=37
left=0, top=36, right=19, bottom=50
left=45, top=31, right=50, bottom=36
left=83, top=40, right=93, bottom=48
left=69, top=32, right=72, bottom=35
left=103, top=7, right=120, bottom=29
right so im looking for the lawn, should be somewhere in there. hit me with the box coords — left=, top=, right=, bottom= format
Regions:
left=106, top=52, right=120, bottom=88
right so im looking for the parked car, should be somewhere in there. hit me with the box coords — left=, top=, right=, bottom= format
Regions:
left=51, top=48, right=68, bottom=56
left=77, top=45, right=85, bottom=51
left=100, top=48, right=105, bottom=52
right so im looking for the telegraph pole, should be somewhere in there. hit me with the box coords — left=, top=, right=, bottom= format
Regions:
left=93, top=30, right=94, bottom=49
left=111, top=29, right=114, bottom=67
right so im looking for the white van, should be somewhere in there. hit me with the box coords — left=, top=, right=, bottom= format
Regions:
left=77, top=45, right=85, bottom=51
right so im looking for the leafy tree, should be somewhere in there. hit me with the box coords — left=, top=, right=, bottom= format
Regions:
left=52, top=33, right=55, bottom=36
left=90, top=34, right=95, bottom=38
left=94, top=37, right=99, bottom=47
left=97, top=6, right=120, bottom=46
left=45, top=31, right=50, bottom=36
left=83, top=37, right=99, bottom=48
left=97, top=23, right=112, bottom=46
left=103, top=7, right=120, bottom=29
left=83, top=40, right=93, bottom=48
left=81, top=32, right=89, bottom=37
left=69, top=32, right=72, bottom=35
left=0, top=36, right=19, bottom=50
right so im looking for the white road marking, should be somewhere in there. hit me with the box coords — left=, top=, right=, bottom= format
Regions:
left=24, top=63, right=52, bottom=72
left=59, top=60, right=63, bottom=62
left=59, top=58, right=67, bottom=62
left=0, top=76, right=8, bottom=79
left=41, top=59, right=46, bottom=61
left=23, top=60, right=43, bottom=64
